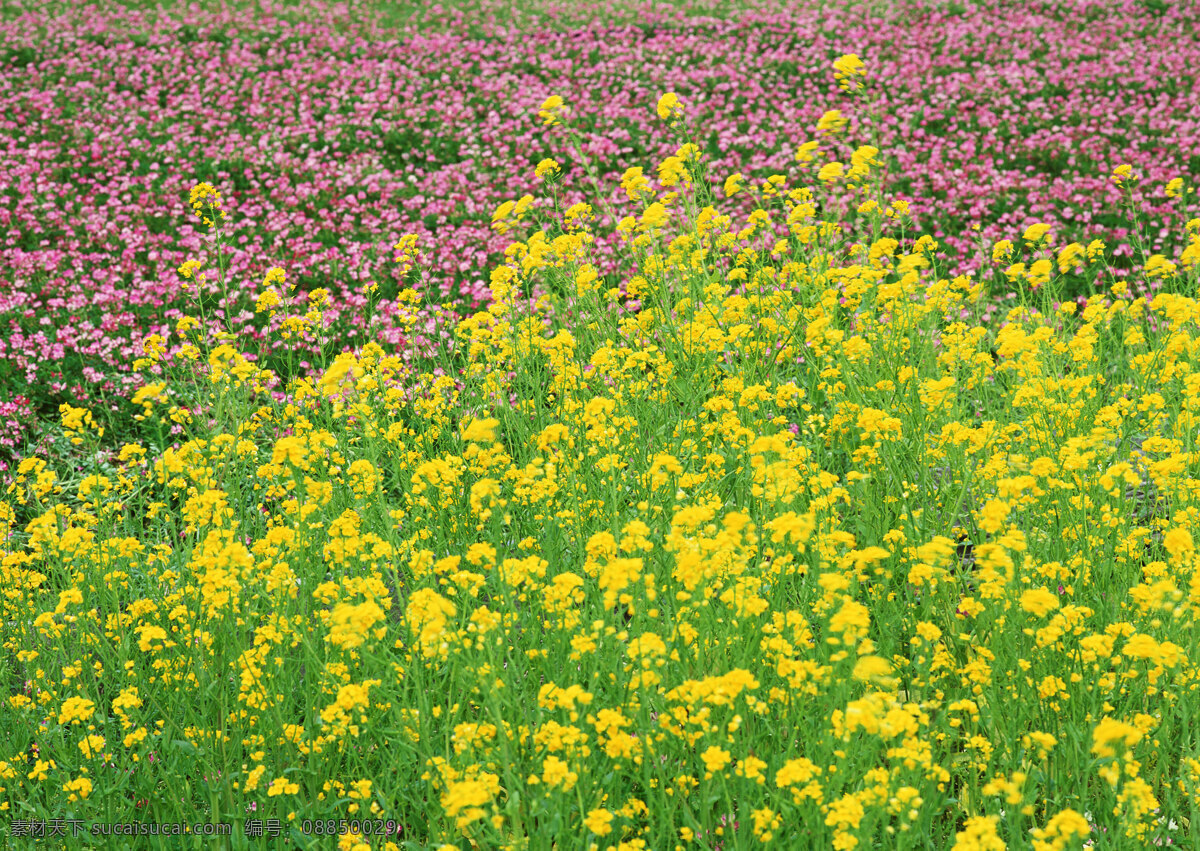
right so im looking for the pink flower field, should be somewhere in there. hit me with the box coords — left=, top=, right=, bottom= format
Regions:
left=0, top=0, right=1196, bottom=463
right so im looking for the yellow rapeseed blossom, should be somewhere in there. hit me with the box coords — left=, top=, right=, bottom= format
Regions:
left=1092, top=717, right=1142, bottom=759
left=1022, top=222, right=1052, bottom=246
left=58, top=696, right=96, bottom=725
left=537, top=95, right=565, bottom=125
left=1020, top=588, right=1060, bottom=617
left=63, top=777, right=93, bottom=802
left=584, top=809, right=614, bottom=835
left=816, top=109, right=847, bottom=134
left=833, top=54, right=867, bottom=90
left=795, top=140, right=820, bottom=163
left=817, top=161, right=845, bottom=182
left=656, top=92, right=683, bottom=121
left=189, top=181, right=226, bottom=228
left=953, top=815, right=1005, bottom=850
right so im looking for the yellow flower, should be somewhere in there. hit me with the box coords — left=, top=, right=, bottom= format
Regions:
left=816, top=109, right=846, bottom=134
left=58, top=696, right=96, bottom=725
left=177, top=259, right=203, bottom=280
left=1031, top=809, right=1091, bottom=850
left=848, top=145, right=879, bottom=179
left=123, top=728, right=147, bottom=749
left=638, top=202, right=669, bottom=233
left=139, top=335, right=167, bottom=364
left=63, top=776, right=92, bottom=802
left=1184, top=235, right=1200, bottom=268
left=1023, top=732, right=1057, bottom=756
left=256, top=288, right=281, bottom=314
left=406, top=589, right=457, bottom=658
left=1091, top=717, right=1142, bottom=758
left=829, top=599, right=871, bottom=643
left=328, top=600, right=387, bottom=650
left=751, top=807, right=782, bottom=841
left=272, top=435, right=308, bottom=467
left=541, top=755, right=578, bottom=790
left=851, top=655, right=896, bottom=687
left=1111, top=163, right=1135, bottom=184
left=833, top=54, right=867, bottom=90
left=189, top=181, right=225, bottom=228
left=620, top=167, right=651, bottom=201
left=1026, top=257, right=1053, bottom=290
left=953, top=815, right=1005, bottom=850
left=320, top=680, right=378, bottom=731
left=60, top=404, right=96, bottom=439
left=675, top=142, right=701, bottom=163
left=991, top=239, right=1014, bottom=262
left=1022, top=222, right=1052, bottom=245
left=78, top=735, right=106, bottom=759
left=346, top=458, right=379, bottom=497
left=574, top=264, right=600, bottom=297
left=776, top=757, right=821, bottom=790
left=1144, top=254, right=1177, bottom=278
left=537, top=95, right=565, bottom=125
left=584, top=808, right=614, bottom=836
left=1163, top=527, right=1194, bottom=558
left=136, top=624, right=169, bottom=652
left=1056, top=242, right=1086, bottom=273
left=1020, top=587, right=1059, bottom=618
left=461, top=417, right=499, bottom=443
left=656, top=92, right=683, bottom=121
left=112, top=686, right=142, bottom=715
left=492, top=201, right=515, bottom=230
left=817, top=162, right=845, bottom=182
left=794, top=140, right=820, bottom=163
left=266, top=776, right=300, bottom=797
left=700, top=745, right=731, bottom=777
left=657, top=155, right=688, bottom=187
left=724, top=172, right=744, bottom=197
left=56, top=588, right=83, bottom=611
left=441, top=775, right=498, bottom=829
left=1122, top=633, right=1163, bottom=662
left=563, top=202, right=593, bottom=229
left=189, top=181, right=220, bottom=208
left=535, top=158, right=560, bottom=179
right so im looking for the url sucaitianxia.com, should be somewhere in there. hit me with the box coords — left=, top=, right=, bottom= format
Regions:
left=9, top=818, right=235, bottom=838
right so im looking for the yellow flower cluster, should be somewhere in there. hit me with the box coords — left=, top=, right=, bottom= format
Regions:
left=188, top=180, right=227, bottom=229
left=833, top=54, right=867, bottom=90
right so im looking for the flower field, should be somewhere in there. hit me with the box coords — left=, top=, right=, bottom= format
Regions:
left=3, top=0, right=1200, bottom=848
left=1, top=0, right=1198, bottom=458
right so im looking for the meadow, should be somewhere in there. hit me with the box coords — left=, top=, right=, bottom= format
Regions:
left=2, top=0, right=1200, bottom=847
